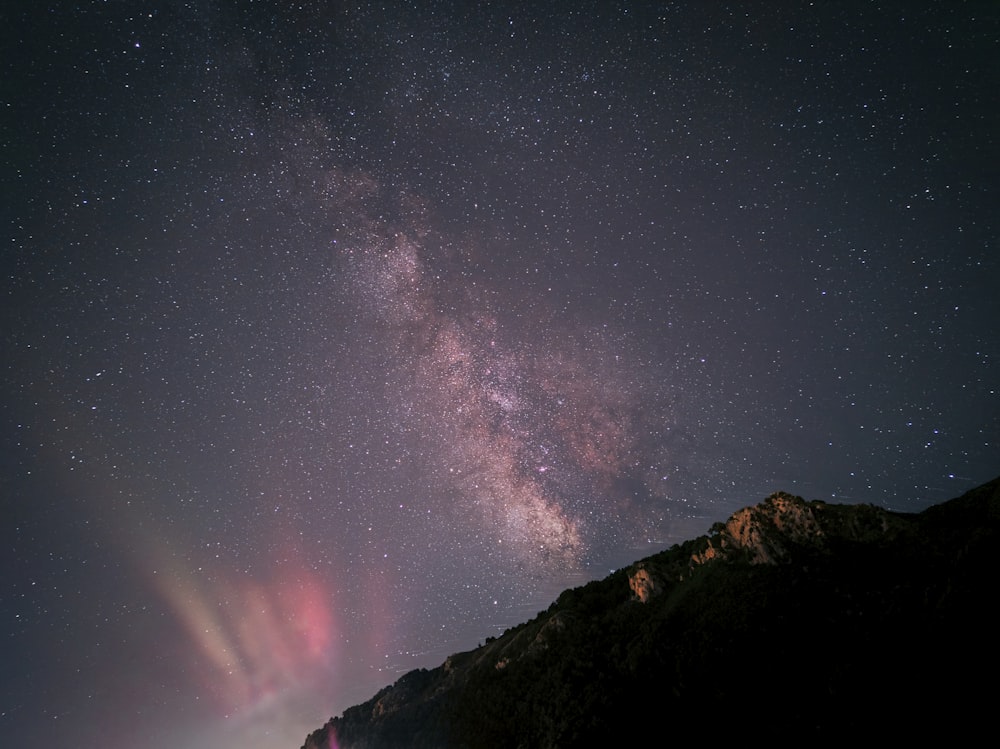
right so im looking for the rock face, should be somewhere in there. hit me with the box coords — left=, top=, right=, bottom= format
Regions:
left=302, top=477, right=1000, bottom=749
left=720, top=491, right=825, bottom=563
left=627, top=564, right=659, bottom=602
left=689, top=491, right=909, bottom=566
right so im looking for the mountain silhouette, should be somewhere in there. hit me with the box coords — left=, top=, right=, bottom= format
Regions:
left=303, top=477, right=1000, bottom=747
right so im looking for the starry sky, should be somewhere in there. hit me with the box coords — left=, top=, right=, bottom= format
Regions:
left=2, top=2, right=998, bottom=747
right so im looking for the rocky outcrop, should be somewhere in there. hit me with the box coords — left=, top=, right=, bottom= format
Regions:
left=628, top=564, right=659, bottom=602
left=689, top=491, right=821, bottom=565
left=688, top=491, right=912, bottom=568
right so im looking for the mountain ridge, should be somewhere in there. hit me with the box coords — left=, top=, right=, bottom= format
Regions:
left=303, top=477, right=1000, bottom=747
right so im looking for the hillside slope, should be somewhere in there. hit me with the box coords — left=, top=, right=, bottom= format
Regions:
left=303, top=478, right=1000, bottom=747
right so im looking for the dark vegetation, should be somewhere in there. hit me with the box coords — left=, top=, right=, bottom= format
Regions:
left=303, top=477, right=1000, bottom=748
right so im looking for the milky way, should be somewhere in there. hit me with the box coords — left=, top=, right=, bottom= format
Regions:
left=336, top=172, right=669, bottom=572
left=2, top=3, right=997, bottom=749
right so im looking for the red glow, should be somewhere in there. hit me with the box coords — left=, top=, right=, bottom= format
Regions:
left=150, top=553, right=341, bottom=715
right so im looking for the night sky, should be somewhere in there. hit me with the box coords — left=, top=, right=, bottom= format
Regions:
left=2, top=2, right=998, bottom=747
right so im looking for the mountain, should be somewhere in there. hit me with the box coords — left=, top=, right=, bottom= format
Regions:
left=302, top=478, right=1000, bottom=747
